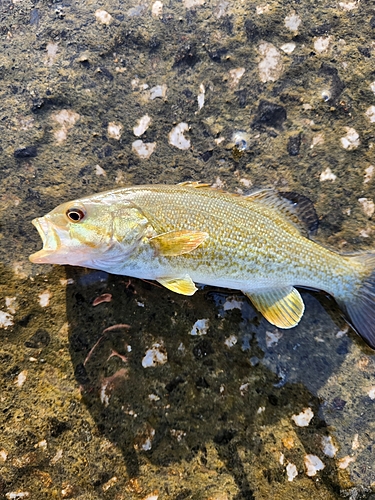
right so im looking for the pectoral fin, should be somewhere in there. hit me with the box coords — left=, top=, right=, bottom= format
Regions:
left=243, top=287, right=305, bottom=329
left=150, top=230, right=208, bottom=256
left=157, top=275, right=197, bottom=295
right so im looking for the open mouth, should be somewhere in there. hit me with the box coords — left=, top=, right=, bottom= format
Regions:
left=29, top=217, right=61, bottom=264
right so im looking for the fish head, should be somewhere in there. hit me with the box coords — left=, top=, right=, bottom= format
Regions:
left=29, top=196, right=150, bottom=267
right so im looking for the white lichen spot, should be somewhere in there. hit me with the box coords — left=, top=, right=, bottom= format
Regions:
left=190, top=318, right=209, bottom=336
left=132, top=140, right=156, bottom=159
left=229, top=67, right=245, bottom=88
left=197, top=84, right=205, bottom=110
left=352, top=433, right=360, bottom=450
left=16, top=370, right=27, bottom=388
left=95, top=9, right=113, bottom=25
left=311, top=133, right=325, bottom=148
left=215, top=0, right=229, bottom=18
left=257, top=406, right=265, bottom=414
left=107, top=122, right=123, bottom=140
left=286, top=462, right=298, bottom=481
left=280, top=42, right=296, bottom=54
left=224, top=335, right=238, bottom=348
left=142, top=342, right=168, bottom=368
left=358, top=198, right=375, bottom=218
left=240, top=178, right=252, bottom=188
left=302, top=103, right=312, bottom=110
left=314, top=36, right=331, bottom=53
left=223, top=296, right=243, bottom=311
left=364, top=165, right=374, bottom=183
left=0, top=311, right=14, bottom=329
left=151, top=1, right=163, bottom=17
left=258, top=42, right=283, bottom=82
left=265, top=330, right=283, bottom=347
left=339, top=1, right=359, bottom=10
left=304, top=454, right=325, bottom=476
left=279, top=453, right=285, bottom=465
left=35, top=440, right=47, bottom=449
left=45, top=42, right=59, bottom=66
left=368, top=387, right=375, bottom=400
left=359, top=227, right=373, bottom=238
left=292, top=407, right=314, bottom=427
left=5, top=297, right=17, bottom=314
left=321, top=435, right=338, bottom=458
left=284, top=12, right=301, bottom=32
left=143, top=495, right=159, bottom=500
left=0, top=449, right=8, bottom=462
left=168, top=123, right=191, bottom=150
left=184, top=0, right=204, bottom=7
left=320, top=167, right=337, bottom=182
left=95, top=165, right=106, bottom=176
left=38, top=290, right=51, bottom=307
left=133, top=115, right=151, bottom=137
left=338, top=455, right=356, bottom=469
left=336, top=325, right=349, bottom=338
left=365, top=105, right=375, bottom=123
left=340, top=127, right=360, bottom=150
left=149, top=84, right=167, bottom=100
left=371, top=82, right=375, bottom=95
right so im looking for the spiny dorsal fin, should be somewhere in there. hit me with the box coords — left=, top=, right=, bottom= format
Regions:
left=150, top=230, right=209, bottom=256
left=178, top=181, right=212, bottom=188
left=243, top=287, right=305, bottom=329
left=157, top=275, right=197, bottom=295
left=245, top=189, right=319, bottom=237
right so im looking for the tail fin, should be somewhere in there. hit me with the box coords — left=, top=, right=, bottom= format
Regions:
left=338, top=253, right=375, bottom=350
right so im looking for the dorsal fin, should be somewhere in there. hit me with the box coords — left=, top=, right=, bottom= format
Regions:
left=177, top=181, right=212, bottom=188
left=245, top=189, right=319, bottom=237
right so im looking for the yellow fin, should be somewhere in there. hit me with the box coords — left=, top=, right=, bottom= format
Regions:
left=150, top=230, right=208, bottom=256
left=177, top=181, right=211, bottom=188
left=243, top=287, right=305, bottom=329
left=157, top=275, right=197, bottom=296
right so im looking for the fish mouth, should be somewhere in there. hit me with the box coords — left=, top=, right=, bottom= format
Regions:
left=29, top=217, right=62, bottom=264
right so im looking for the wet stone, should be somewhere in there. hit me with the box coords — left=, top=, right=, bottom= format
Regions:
left=287, top=134, right=302, bottom=156
left=24, top=329, right=50, bottom=349
left=192, top=339, right=214, bottom=359
left=14, top=146, right=38, bottom=159
left=252, top=101, right=287, bottom=130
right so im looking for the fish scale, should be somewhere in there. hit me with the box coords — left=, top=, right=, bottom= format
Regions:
left=29, top=183, right=375, bottom=349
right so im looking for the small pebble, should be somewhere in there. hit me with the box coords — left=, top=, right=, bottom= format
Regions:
left=168, top=123, right=190, bottom=150
left=151, top=1, right=163, bottom=17
left=132, top=140, right=156, bottom=159
left=365, top=105, right=375, bottom=123
left=38, top=290, right=51, bottom=307
left=358, top=198, right=374, bottom=218
left=149, top=84, right=167, bottom=99
left=292, top=407, right=314, bottom=427
left=92, top=294, right=112, bottom=306
left=304, top=454, right=325, bottom=476
left=142, top=343, right=168, bottom=368
left=368, top=387, right=375, bottom=399
left=15, top=370, right=28, bottom=388
left=340, top=127, right=360, bottom=150
left=321, top=435, right=338, bottom=458
left=108, top=122, right=123, bottom=140
left=0, top=311, right=14, bottom=328
left=95, top=9, right=113, bottom=25
left=133, top=115, right=151, bottom=137
left=314, top=36, right=331, bottom=53
left=280, top=43, right=296, bottom=54
left=338, top=455, right=355, bottom=469
left=102, top=477, right=118, bottom=492
left=364, top=165, right=374, bottom=183
left=229, top=67, right=245, bottom=88
left=258, top=42, right=283, bottom=82
left=184, top=0, right=204, bottom=7
left=320, top=167, right=336, bottom=182
left=224, top=335, right=237, bottom=348
left=197, top=83, right=205, bottom=110
left=352, top=434, right=360, bottom=450
left=286, top=462, right=298, bottom=481
left=95, top=165, right=106, bottom=176
left=284, top=12, right=301, bottom=32
left=190, top=318, right=209, bottom=336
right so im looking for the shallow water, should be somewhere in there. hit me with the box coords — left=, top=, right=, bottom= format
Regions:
left=1, top=0, right=375, bottom=498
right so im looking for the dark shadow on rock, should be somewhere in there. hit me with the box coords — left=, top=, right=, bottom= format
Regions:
left=65, top=267, right=352, bottom=498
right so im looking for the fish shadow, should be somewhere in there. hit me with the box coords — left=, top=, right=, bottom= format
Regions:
left=65, top=268, right=353, bottom=499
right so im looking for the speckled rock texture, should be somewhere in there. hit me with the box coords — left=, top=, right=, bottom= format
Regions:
left=1, top=0, right=375, bottom=498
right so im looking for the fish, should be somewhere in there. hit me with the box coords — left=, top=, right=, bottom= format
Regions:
left=29, top=182, right=375, bottom=349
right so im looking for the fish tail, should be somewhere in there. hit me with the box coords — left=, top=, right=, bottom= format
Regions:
left=338, top=253, right=375, bottom=349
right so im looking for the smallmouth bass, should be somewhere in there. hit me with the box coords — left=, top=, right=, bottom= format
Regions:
left=29, top=183, right=375, bottom=349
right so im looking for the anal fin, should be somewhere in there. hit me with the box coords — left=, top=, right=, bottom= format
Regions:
left=157, top=275, right=197, bottom=296
left=243, top=287, right=305, bottom=329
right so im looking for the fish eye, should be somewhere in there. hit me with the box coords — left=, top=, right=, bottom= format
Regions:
left=66, top=207, right=86, bottom=223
